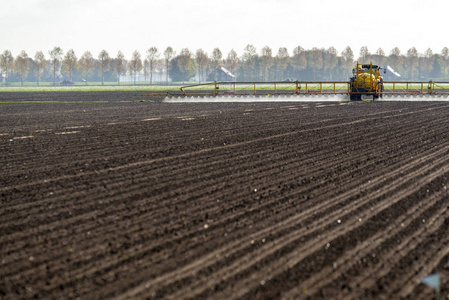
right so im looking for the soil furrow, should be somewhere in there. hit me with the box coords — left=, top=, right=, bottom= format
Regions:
left=114, top=141, right=449, bottom=300
left=294, top=190, right=449, bottom=299
left=204, top=165, right=449, bottom=300
left=2, top=97, right=449, bottom=299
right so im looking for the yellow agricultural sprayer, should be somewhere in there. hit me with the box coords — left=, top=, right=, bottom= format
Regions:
left=349, top=62, right=383, bottom=101
left=144, top=62, right=449, bottom=100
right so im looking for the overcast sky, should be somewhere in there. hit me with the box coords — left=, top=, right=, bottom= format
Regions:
left=0, top=0, right=445, bottom=59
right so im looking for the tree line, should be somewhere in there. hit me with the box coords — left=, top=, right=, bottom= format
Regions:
left=1, top=45, right=449, bottom=85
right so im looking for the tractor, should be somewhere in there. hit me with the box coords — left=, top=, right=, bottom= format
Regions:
left=349, top=62, right=384, bottom=101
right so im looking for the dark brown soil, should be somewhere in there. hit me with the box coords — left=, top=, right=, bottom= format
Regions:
left=1, top=92, right=449, bottom=299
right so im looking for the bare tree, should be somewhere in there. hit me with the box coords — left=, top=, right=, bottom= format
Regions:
left=375, top=48, right=385, bottom=56
left=308, top=48, right=323, bottom=80
left=224, top=49, right=239, bottom=79
left=441, top=47, right=449, bottom=77
left=242, top=44, right=257, bottom=81
left=210, top=48, right=223, bottom=81
left=292, top=46, right=307, bottom=80
left=34, top=51, right=47, bottom=86
left=372, top=48, right=386, bottom=67
left=163, top=47, right=175, bottom=84
left=97, top=50, right=111, bottom=85
left=62, top=49, right=77, bottom=81
left=14, top=51, right=30, bottom=86
left=129, top=50, right=143, bottom=85
left=195, top=49, right=208, bottom=83
left=388, top=47, right=403, bottom=74
left=341, top=46, right=354, bottom=74
left=146, top=47, right=159, bottom=84
left=358, top=46, right=370, bottom=62
left=49, top=46, right=63, bottom=86
left=78, top=51, right=95, bottom=86
left=442, top=47, right=449, bottom=60
left=260, top=46, right=273, bottom=81
left=274, top=47, right=289, bottom=81
left=406, top=47, right=419, bottom=79
left=113, top=51, right=126, bottom=85
left=324, top=47, right=337, bottom=80
left=177, top=48, right=193, bottom=84
left=0, top=50, right=14, bottom=84
left=156, top=58, right=165, bottom=83
left=143, top=59, right=149, bottom=82
left=420, top=48, right=434, bottom=78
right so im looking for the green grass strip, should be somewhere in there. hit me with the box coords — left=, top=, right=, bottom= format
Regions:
left=0, top=85, right=182, bottom=92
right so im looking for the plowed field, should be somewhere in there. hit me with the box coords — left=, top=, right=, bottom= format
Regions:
left=1, top=92, right=449, bottom=299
